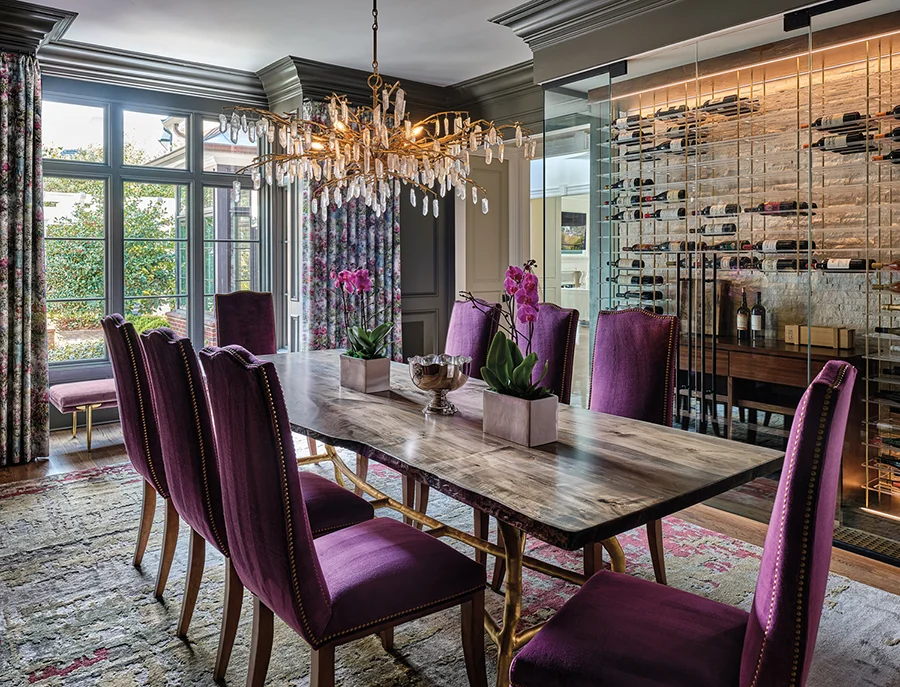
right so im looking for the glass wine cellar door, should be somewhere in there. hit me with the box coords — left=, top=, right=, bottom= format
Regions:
left=541, top=1, right=900, bottom=563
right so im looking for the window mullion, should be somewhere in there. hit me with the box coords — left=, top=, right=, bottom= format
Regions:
left=109, top=103, right=125, bottom=318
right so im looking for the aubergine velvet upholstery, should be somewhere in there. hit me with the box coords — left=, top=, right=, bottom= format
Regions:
left=101, top=314, right=168, bottom=498
left=444, top=300, right=500, bottom=380
left=589, top=309, right=679, bottom=425
left=740, top=360, right=856, bottom=687
left=140, top=329, right=229, bottom=555
left=515, top=303, right=578, bottom=404
left=214, top=291, right=277, bottom=355
left=510, top=360, right=856, bottom=687
left=48, top=379, right=118, bottom=413
left=301, top=472, right=375, bottom=537
left=199, top=345, right=485, bottom=648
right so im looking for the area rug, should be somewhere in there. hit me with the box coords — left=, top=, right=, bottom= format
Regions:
left=0, top=449, right=898, bottom=686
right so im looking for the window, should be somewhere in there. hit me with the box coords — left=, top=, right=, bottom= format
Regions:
left=42, top=91, right=264, bottom=373
left=42, top=101, right=105, bottom=163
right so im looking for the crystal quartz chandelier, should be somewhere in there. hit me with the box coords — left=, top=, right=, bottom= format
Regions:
left=221, top=0, right=534, bottom=220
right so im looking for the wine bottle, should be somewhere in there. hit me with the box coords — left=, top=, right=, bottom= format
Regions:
left=699, top=223, right=738, bottom=235
left=610, top=259, right=645, bottom=269
left=695, top=203, right=740, bottom=217
left=607, top=275, right=664, bottom=284
left=652, top=240, right=705, bottom=252
left=751, top=292, right=766, bottom=344
left=754, top=239, right=816, bottom=252
left=609, top=209, right=643, bottom=221
left=607, top=177, right=654, bottom=190
left=652, top=137, right=698, bottom=153
left=604, top=194, right=642, bottom=207
left=717, top=256, right=759, bottom=270
left=622, top=290, right=664, bottom=301
left=816, top=258, right=877, bottom=271
left=645, top=208, right=686, bottom=220
left=802, top=112, right=862, bottom=130
left=872, top=282, right=900, bottom=294
left=805, top=132, right=873, bottom=152
left=642, top=306, right=665, bottom=315
left=873, top=260, right=900, bottom=271
left=709, top=239, right=752, bottom=252
left=614, top=128, right=654, bottom=144
left=665, top=124, right=688, bottom=136
left=872, top=151, right=900, bottom=163
left=760, top=257, right=812, bottom=271
left=626, top=243, right=655, bottom=252
left=876, top=105, right=900, bottom=118
left=736, top=288, right=751, bottom=343
left=613, top=114, right=646, bottom=130
left=655, top=104, right=687, bottom=119
left=875, top=326, right=900, bottom=335
left=651, top=189, right=687, bottom=201
left=874, top=127, right=900, bottom=141
left=748, top=200, right=817, bottom=215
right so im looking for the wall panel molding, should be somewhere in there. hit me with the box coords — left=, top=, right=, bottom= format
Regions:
left=0, top=0, right=76, bottom=55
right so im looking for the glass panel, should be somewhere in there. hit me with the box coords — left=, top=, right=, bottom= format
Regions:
left=202, top=118, right=257, bottom=173
left=124, top=110, right=188, bottom=169
left=124, top=297, right=188, bottom=333
left=203, top=186, right=259, bottom=240
left=46, top=241, right=105, bottom=300
left=44, top=177, right=105, bottom=238
left=42, top=101, right=105, bottom=163
left=47, top=299, right=106, bottom=362
left=204, top=241, right=261, bottom=295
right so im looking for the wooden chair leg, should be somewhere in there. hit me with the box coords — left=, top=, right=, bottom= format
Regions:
left=583, top=542, right=603, bottom=577
left=214, top=558, right=244, bottom=682
left=133, top=480, right=156, bottom=568
left=747, top=408, right=758, bottom=445
left=355, top=454, right=369, bottom=496
left=247, top=596, right=274, bottom=687
left=177, top=528, right=206, bottom=638
left=154, top=498, right=180, bottom=599
left=401, top=474, right=415, bottom=526
left=763, top=411, right=772, bottom=427
left=491, top=528, right=508, bottom=593
left=647, top=519, right=667, bottom=585
left=379, top=626, right=394, bottom=651
left=414, top=481, right=430, bottom=530
left=307, top=437, right=318, bottom=456
left=473, top=509, right=489, bottom=567
left=461, top=591, right=488, bottom=687
left=310, top=644, right=336, bottom=687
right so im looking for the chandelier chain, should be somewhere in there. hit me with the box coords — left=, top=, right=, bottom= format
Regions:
left=371, top=0, right=378, bottom=76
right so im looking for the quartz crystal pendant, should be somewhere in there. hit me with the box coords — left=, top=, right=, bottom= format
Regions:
left=410, top=188, right=417, bottom=207
left=230, top=126, right=239, bottom=145
left=515, top=125, right=523, bottom=147
left=422, top=196, right=429, bottom=216
left=531, top=140, right=537, bottom=158
left=290, top=120, right=298, bottom=138
left=459, top=184, right=466, bottom=201
left=248, top=126, right=256, bottom=143
left=434, top=120, right=440, bottom=137
left=232, top=180, right=241, bottom=196
left=443, top=116, right=450, bottom=136
left=485, top=146, right=493, bottom=164
left=240, top=114, right=248, bottom=133
left=311, top=197, right=318, bottom=214
left=482, top=197, right=489, bottom=214
left=498, top=142, right=505, bottom=163
left=433, top=199, right=439, bottom=217
left=231, top=112, right=239, bottom=131
left=472, top=186, right=478, bottom=203
left=267, top=128, right=275, bottom=144
left=218, top=113, right=228, bottom=133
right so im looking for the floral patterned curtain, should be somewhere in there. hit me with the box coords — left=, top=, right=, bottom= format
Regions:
left=300, top=100, right=402, bottom=360
left=0, top=52, right=48, bottom=465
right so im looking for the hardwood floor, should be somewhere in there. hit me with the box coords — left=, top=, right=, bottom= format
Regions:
left=1, top=422, right=896, bottom=595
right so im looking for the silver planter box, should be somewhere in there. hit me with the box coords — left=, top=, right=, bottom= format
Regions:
left=482, top=390, right=558, bottom=447
left=340, top=355, right=391, bottom=393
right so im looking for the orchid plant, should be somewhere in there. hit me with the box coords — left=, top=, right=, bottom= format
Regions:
left=334, top=267, right=394, bottom=360
left=460, top=260, right=552, bottom=400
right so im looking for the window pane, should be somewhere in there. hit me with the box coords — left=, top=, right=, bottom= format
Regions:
left=203, top=186, right=259, bottom=240
left=42, top=101, right=105, bottom=163
left=204, top=241, right=260, bottom=295
left=124, top=182, right=188, bottom=239
left=48, top=300, right=106, bottom=362
left=202, top=118, right=257, bottom=173
left=124, top=297, right=188, bottom=335
left=124, top=110, right=188, bottom=169
left=47, top=241, right=105, bottom=300
left=44, top=177, right=105, bottom=238
left=124, top=240, right=187, bottom=298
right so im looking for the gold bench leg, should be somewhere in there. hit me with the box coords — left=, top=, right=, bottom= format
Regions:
left=72, top=411, right=78, bottom=438
left=77, top=403, right=102, bottom=452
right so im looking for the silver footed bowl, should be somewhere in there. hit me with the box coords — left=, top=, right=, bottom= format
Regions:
left=408, top=353, right=472, bottom=415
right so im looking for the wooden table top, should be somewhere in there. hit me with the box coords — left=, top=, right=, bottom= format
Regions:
left=266, top=350, right=784, bottom=550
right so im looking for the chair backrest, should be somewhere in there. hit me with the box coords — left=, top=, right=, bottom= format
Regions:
left=740, top=360, right=857, bottom=687
left=444, top=299, right=500, bottom=380
left=199, top=345, right=332, bottom=642
left=515, top=303, right=579, bottom=404
left=214, top=291, right=277, bottom=355
left=141, top=328, right=228, bottom=556
left=589, top=309, right=679, bottom=425
left=101, top=314, right=168, bottom=498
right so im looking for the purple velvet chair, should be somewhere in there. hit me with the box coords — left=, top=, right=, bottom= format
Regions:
left=482, top=303, right=579, bottom=585
left=588, top=308, right=679, bottom=583
left=510, top=360, right=856, bottom=687
left=445, top=299, right=501, bottom=381
left=100, top=314, right=177, bottom=599
left=214, top=290, right=277, bottom=355
left=141, top=328, right=376, bottom=681
left=199, top=345, right=488, bottom=687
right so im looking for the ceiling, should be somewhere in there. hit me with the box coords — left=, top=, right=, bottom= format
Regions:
left=49, top=0, right=533, bottom=86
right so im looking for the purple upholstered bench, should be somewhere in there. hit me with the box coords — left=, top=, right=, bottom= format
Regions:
left=48, top=379, right=118, bottom=451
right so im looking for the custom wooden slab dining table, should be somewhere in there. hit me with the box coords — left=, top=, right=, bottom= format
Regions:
left=266, top=350, right=785, bottom=687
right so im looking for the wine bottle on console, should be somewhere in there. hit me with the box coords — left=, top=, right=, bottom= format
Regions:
left=650, top=189, right=687, bottom=201
left=751, top=293, right=766, bottom=344
left=754, top=239, right=816, bottom=252
left=607, top=177, right=654, bottom=190
left=802, top=112, right=862, bottom=130
left=736, top=288, right=751, bottom=343
left=610, top=259, right=645, bottom=269
left=646, top=208, right=686, bottom=220
left=695, top=203, right=741, bottom=216
left=816, top=258, right=877, bottom=271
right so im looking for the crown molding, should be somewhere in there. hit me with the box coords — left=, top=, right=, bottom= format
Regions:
left=491, top=0, right=679, bottom=52
left=39, top=40, right=268, bottom=107
left=449, top=61, right=544, bottom=133
left=0, top=0, right=76, bottom=55
left=257, top=56, right=304, bottom=110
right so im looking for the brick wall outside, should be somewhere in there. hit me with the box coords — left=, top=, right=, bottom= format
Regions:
left=166, top=309, right=218, bottom=345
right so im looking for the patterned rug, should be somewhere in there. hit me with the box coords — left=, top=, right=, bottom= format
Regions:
left=1, top=448, right=898, bottom=686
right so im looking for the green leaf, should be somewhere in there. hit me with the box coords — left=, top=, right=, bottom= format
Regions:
left=485, top=331, right=509, bottom=381
left=507, top=338, right=524, bottom=369
left=481, top=367, right=506, bottom=393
